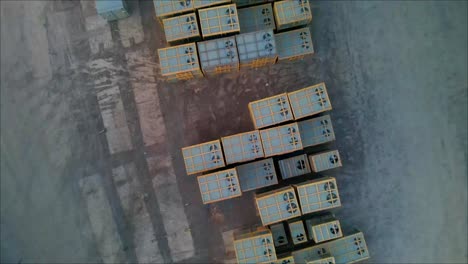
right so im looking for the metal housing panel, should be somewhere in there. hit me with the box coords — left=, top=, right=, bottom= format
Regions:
left=297, top=115, right=335, bottom=148
left=222, top=130, right=264, bottom=164
left=237, top=158, right=278, bottom=192
left=182, top=140, right=225, bottom=175
left=294, top=177, right=341, bottom=214
left=288, top=83, right=332, bottom=119
left=260, top=123, right=303, bottom=157
left=197, top=168, right=242, bottom=204
left=275, top=27, right=314, bottom=61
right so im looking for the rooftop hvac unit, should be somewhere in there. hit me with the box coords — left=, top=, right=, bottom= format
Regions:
left=305, top=214, right=343, bottom=243
left=236, top=158, right=278, bottom=192
left=162, top=13, right=200, bottom=44
left=297, top=115, right=336, bottom=148
left=95, top=0, right=129, bottom=21
left=292, top=232, right=369, bottom=264
left=269, top=223, right=289, bottom=247
left=255, top=186, right=302, bottom=226
left=235, top=30, right=278, bottom=69
left=248, top=93, right=294, bottom=129
left=194, top=0, right=231, bottom=9
left=198, top=4, right=240, bottom=38
left=153, top=0, right=194, bottom=18
left=306, top=256, right=336, bottom=264
left=221, top=130, right=265, bottom=165
left=288, top=220, right=308, bottom=245
left=237, top=3, right=276, bottom=33
left=274, top=0, right=312, bottom=31
left=197, top=168, right=242, bottom=204
left=259, top=123, right=304, bottom=157
left=197, top=37, right=240, bottom=75
left=157, top=43, right=204, bottom=82
left=233, top=229, right=277, bottom=264
left=275, top=27, right=314, bottom=61
left=182, top=139, right=225, bottom=175
left=278, top=154, right=311, bottom=180
left=287, top=82, right=332, bottom=120
left=293, top=177, right=341, bottom=215
left=309, top=150, right=342, bottom=173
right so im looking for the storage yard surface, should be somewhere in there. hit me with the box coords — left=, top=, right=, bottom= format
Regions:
left=1, top=1, right=467, bottom=263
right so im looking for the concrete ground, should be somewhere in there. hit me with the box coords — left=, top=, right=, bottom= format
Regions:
left=1, top=0, right=467, bottom=263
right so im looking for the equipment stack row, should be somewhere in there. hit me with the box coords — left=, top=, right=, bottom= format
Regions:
left=155, top=0, right=315, bottom=81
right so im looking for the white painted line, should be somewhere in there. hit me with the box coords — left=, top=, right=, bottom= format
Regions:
left=147, top=156, right=195, bottom=262
left=79, top=175, right=126, bottom=263
left=112, top=164, right=163, bottom=263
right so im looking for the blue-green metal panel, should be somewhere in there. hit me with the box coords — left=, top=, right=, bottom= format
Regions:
left=292, top=233, right=369, bottom=264
left=96, top=0, right=129, bottom=21
left=270, top=223, right=288, bottom=247
left=163, top=13, right=200, bottom=42
left=296, top=178, right=341, bottom=214
left=236, top=158, right=277, bottom=191
left=275, top=27, right=314, bottom=60
left=250, top=94, right=293, bottom=129
left=197, top=168, right=241, bottom=203
left=305, top=219, right=342, bottom=243
left=222, top=131, right=264, bottom=164
left=158, top=43, right=201, bottom=75
left=297, top=115, right=335, bottom=148
left=153, top=0, right=193, bottom=17
left=197, top=37, right=239, bottom=72
left=236, top=30, right=277, bottom=63
left=289, top=221, right=307, bottom=245
left=274, top=0, right=311, bottom=30
left=198, top=4, right=240, bottom=37
left=238, top=3, right=275, bottom=33
left=278, top=154, right=311, bottom=179
left=233, top=0, right=269, bottom=8
left=234, top=233, right=277, bottom=263
left=194, top=0, right=231, bottom=9
left=310, top=150, right=341, bottom=172
left=288, top=83, right=331, bottom=119
left=182, top=140, right=225, bottom=174
left=260, top=123, right=303, bottom=157
left=256, top=188, right=301, bottom=225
